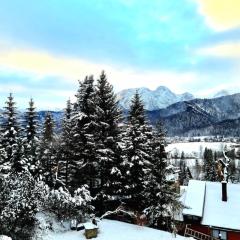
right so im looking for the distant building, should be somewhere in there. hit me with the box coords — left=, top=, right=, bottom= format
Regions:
left=177, top=180, right=240, bottom=240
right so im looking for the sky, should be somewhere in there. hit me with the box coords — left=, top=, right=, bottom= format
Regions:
left=0, top=0, right=240, bottom=109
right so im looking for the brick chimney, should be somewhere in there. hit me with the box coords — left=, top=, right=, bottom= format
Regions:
left=222, top=181, right=227, bottom=202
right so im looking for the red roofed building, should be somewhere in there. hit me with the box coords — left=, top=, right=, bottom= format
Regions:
left=178, top=180, right=240, bottom=240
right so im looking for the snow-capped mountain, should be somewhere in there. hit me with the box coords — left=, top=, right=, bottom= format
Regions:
left=117, top=86, right=194, bottom=110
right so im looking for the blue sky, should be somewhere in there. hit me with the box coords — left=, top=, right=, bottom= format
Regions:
left=0, top=0, right=239, bottom=109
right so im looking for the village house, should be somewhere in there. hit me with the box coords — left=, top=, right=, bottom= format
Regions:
left=178, top=180, right=240, bottom=240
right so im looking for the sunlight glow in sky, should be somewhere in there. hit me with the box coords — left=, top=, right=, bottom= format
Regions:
left=0, top=0, right=239, bottom=109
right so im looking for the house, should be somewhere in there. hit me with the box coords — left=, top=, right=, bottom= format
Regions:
left=178, top=180, right=240, bottom=240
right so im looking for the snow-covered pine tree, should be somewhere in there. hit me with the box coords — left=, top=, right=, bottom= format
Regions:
left=121, top=91, right=152, bottom=209
left=180, top=151, right=185, bottom=160
left=179, top=154, right=186, bottom=185
left=0, top=95, right=44, bottom=239
left=71, top=76, right=99, bottom=193
left=0, top=93, right=26, bottom=173
left=195, top=158, right=201, bottom=180
left=94, top=71, right=123, bottom=210
left=144, top=123, right=182, bottom=231
left=58, top=99, right=75, bottom=188
left=23, top=98, right=40, bottom=178
left=39, top=112, right=57, bottom=187
left=203, top=148, right=217, bottom=181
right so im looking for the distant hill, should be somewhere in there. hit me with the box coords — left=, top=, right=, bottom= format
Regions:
left=147, top=93, right=240, bottom=136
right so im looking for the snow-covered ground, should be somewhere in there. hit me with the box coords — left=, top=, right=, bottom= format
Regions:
left=38, top=219, right=188, bottom=240
left=166, top=141, right=240, bottom=180
left=166, top=142, right=235, bottom=158
left=0, top=236, right=12, bottom=240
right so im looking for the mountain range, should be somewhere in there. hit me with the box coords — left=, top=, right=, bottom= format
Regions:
left=117, top=86, right=234, bottom=111
left=1, top=86, right=239, bottom=137
left=147, top=93, right=240, bottom=136
left=117, top=86, right=194, bottom=110
left=116, top=86, right=240, bottom=136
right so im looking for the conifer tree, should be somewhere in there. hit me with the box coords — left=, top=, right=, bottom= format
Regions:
left=71, top=76, right=99, bottom=192
left=0, top=93, right=26, bottom=173
left=128, top=91, right=145, bottom=125
left=58, top=99, right=75, bottom=188
left=23, top=98, right=40, bottom=178
left=121, top=91, right=152, bottom=209
left=203, top=148, right=217, bottom=181
left=39, top=112, right=56, bottom=186
left=95, top=71, right=123, bottom=208
left=144, top=124, right=182, bottom=231
left=179, top=155, right=186, bottom=185
left=180, top=151, right=185, bottom=160
left=195, top=159, right=201, bottom=180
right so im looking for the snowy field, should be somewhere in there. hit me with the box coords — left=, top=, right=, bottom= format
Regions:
left=166, top=142, right=236, bottom=157
left=166, top=141, right=240, bottom=180
left=169, top=158, right=202, bottom=167
left=39, top=219, right=188, bottom=240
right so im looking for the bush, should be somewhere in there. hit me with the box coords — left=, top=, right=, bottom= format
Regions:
left=44, top=185, right=93, bottom=221
left=0, top=171, right=45, bottom=240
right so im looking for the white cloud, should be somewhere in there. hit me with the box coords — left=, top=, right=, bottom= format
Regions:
left=0, top=46, right=197, bottom=94
left=0, top=83, right=27, bottom=93
left=196, top=41, right=240, bottom=59
left=196, top=80, right=240, bottom=97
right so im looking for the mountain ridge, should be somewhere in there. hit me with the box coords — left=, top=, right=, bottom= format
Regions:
left=147, top=93, right=240, bottom=136
left=117, top=86, right=194, bottom=110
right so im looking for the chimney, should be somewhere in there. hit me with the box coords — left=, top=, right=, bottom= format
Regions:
left=222, top=181, right=227, bottom=202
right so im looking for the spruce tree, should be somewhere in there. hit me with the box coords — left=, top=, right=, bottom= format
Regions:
left=144, top=124, right=182, bottom=231
left=71, top=76, right=99, bottom=193
left=121, top=91, right=152, bottom=209
left=128, top=91, right=145, bottom=125
left=23, top=98, right=40, bottom=178
left=195, top=159, right=201, bottom=180
left=179, top=154, right=186, bottom=185
left=58, top=99, right=75, bottom=188
left=203, top=148, right=217, bottom=181
left=180, top=151, right=185, bottom=160
left=95, top=71, right=123, bottom=209
left=0, top=93, right=25, bottom=173
left=39, top=112, right=56, bottom=186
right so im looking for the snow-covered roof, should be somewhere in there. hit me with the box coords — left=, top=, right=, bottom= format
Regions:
left=182, top=180, right=206, bottom=217
left=202, top=181, right=240, bottom=231
left=182, top=180, right=240, bottom=230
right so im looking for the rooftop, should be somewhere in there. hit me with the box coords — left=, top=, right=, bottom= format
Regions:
left=182, top=180, right=240, bottom=231
left=202, top=181, right=240, bottom=231
left=182, top=180, right=206, bottom=217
